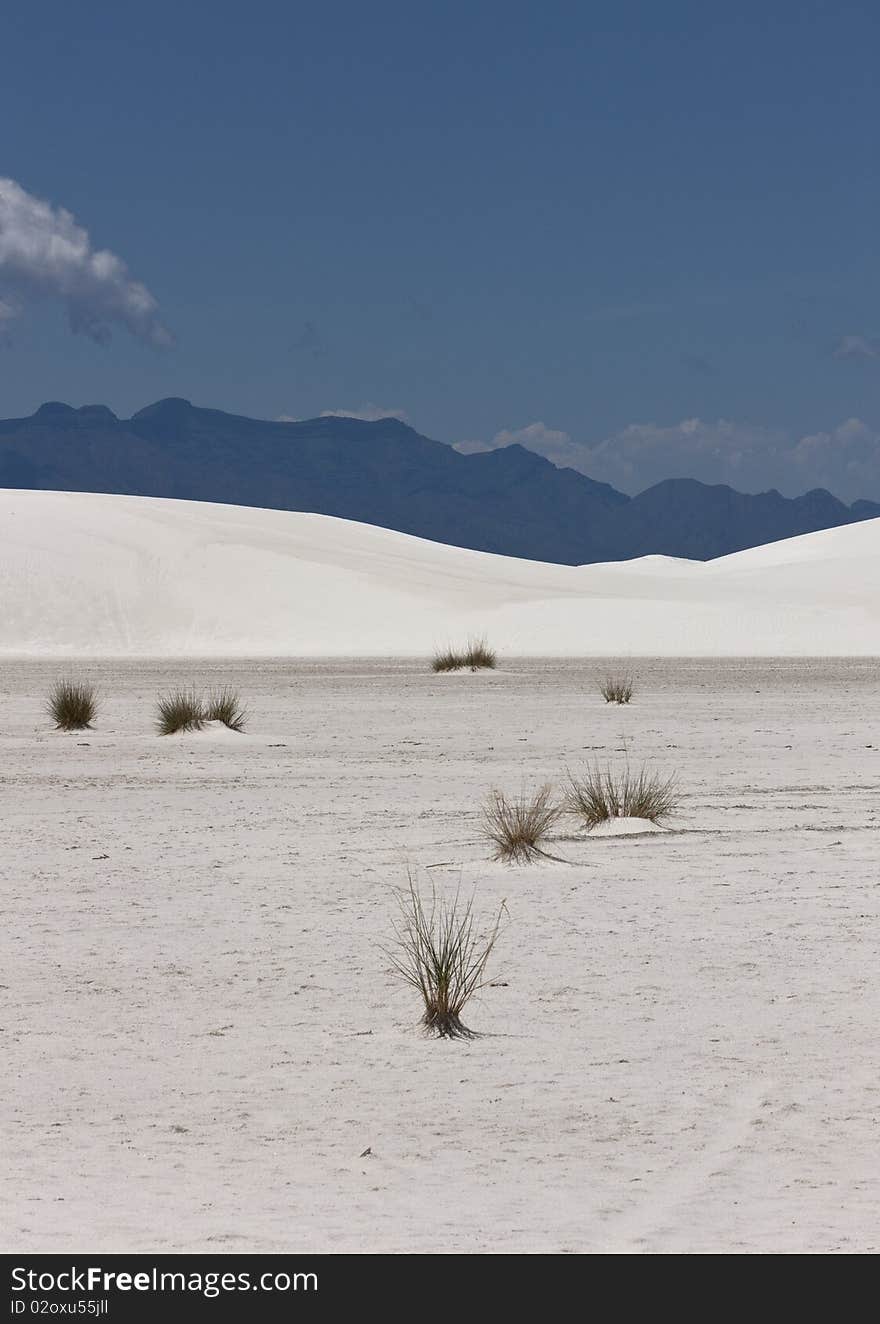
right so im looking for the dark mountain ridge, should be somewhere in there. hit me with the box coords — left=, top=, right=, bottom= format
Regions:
left=0, top=398, right=876, bottom=564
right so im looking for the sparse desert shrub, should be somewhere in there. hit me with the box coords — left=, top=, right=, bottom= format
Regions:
left=482, top=784, right=562, bottom=863
left=156, top=689, right=205, bottom=735
left=463, top=637, right=496, bottom=670
left=565, top=763, right=678, bottom=828
left=599, top=672, right=634, bottom=704
left=432, top=646, right=465, bottom=673
left=431, top=637, right=497, bottom=672
left=204, top=687, right=247, bottom=732
left=388, top=875, right=506, bottom=1039
left=47, top=679, right=98, bottom=730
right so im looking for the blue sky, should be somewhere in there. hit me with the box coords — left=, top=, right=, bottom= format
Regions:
left=2, top=0, right=880, bottom=499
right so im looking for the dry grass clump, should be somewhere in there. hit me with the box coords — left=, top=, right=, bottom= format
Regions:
left=462, top=637, right=496, bottom=670
left=432, top=637, right=497, bottom=672
left=156, top=689, right=205, bottom=734
left=204, top=687, right=248, bottom=732
left=482, top=784, right=562, bottom=863
left=47, top=679, right=98, bottom=730
left=565, top=763, right=678, bottom=828
left=388, top=875, right=506, bottom=1039
left=156, top=686, right=249, bottom=734
left=599, top=672, right=634, bottom=703
left=431, top=646, right=464, bottom=673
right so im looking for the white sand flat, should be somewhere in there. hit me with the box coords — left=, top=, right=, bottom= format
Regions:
left=586, top=815, right=669, bottom=835
left=3, top=656, right=879, bottom=1253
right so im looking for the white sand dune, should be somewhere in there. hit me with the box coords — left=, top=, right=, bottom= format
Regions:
left=0, top=488, right=878, bottom=655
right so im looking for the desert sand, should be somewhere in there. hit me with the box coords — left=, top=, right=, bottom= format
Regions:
left=2, top=492, right=878, bottom=1252
left=3, top=655, right=878, bottom=1254
left=0, top=489, right=878, bottom=656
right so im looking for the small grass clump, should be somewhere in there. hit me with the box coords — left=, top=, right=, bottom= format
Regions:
left=47, top=679, right=98, bottom=730
left=431, top=637, right=497, bottom=672
left=565, top=763, right=678, bottom=828
left=388, top=875, right=506, bottom=1039
left=463, top=637, right=496, bottom=670
left=432, top=646, right=464, bottom=673
left=204, top=687, right=247, bottom=732
left=156, top=689, right=205, bottom=735
left=599, top=672, right=634, bottom=704
left=482, top=784, right=562, bottom=863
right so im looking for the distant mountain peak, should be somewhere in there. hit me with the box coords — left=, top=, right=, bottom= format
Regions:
left=77, top=405, right=118, bottom=424
left=33, top=401, right=76, bottom=419
left=32, top=401, right=118, bottom=428
left=131, top=397, right=194, bottom=420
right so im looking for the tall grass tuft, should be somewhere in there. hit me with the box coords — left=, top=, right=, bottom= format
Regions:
left=462, top=637, right=496, bottom=670
left=156, top=689, right=205, bottom=735
left=431, top=637, right=497, bottom=672
left=482, top=784, right=562, bottom=863
left=432, top=646, right=464, bottom=673
left=204, top=688, right=247, bottom=732
left=47, top=679, right=98, bottom=731
left=599, top=672, right=634, bottom=704
left=388, top=875, right=506, bottom=1039
left=565, top=763, right=678, bottom=828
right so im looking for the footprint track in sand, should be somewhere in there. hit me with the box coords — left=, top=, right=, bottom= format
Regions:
left=596, top=1079, right=772, bottom=1252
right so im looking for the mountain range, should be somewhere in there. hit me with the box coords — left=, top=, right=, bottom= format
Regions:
left=1, top=397, right=877, bottom=564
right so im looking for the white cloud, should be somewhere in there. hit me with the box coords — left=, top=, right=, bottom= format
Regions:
left=0, top=177, right=172, bottom=347
left=788, top=418, right=880, bottom=498
left=455, top=417, right=880, bottom=503
left=832, top=335, right=880, bottom=361
left=455, top=421, right=570, bottom=458
left=276, top=405, right=410, bottom=424
left=319, top=404, right=409, bottom=422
